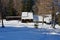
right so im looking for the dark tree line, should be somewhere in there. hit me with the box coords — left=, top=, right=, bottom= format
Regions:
left=22, top=0, right=35, bottom=12
left=7, top=0, right=17, bottom=16
left=0, top=0, right=35, bottom=19
left=0, top=0, right=17, bottom=18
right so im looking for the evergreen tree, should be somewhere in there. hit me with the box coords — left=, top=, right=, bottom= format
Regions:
left=7, top=0, right=14, bottom=16
left=22, top=0, right=33, bottom=12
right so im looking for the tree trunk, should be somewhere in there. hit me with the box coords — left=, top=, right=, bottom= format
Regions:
left=42, top=16, right=44, bottom=25
left=52, top=2, right=55, bottom=29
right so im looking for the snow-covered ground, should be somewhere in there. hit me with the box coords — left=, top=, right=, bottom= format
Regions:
left=0, top=15, right=60, bottom=40
left=0, top=19, right=60, bottom=29
left=0, top=27, right=60, bottom=40
left=0, top=19, right=53, bottom=28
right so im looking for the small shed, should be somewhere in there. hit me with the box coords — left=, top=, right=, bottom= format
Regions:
left=21, top=12, right=33, bottom=23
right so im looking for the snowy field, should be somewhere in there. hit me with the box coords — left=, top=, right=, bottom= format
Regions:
left=0, top=20, right=60, bottom=40
left=0, top=27, right=60, bottom=40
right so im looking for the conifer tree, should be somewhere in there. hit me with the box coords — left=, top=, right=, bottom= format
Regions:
left=7, top=0, right=13, bottom=16
left=22, top=0, right=33, bottom=12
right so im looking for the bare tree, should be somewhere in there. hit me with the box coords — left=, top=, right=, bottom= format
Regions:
left=51, top=0, right=58, bottom=28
